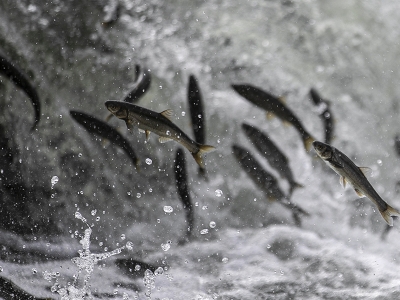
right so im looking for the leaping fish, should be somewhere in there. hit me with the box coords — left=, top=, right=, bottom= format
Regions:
left=70, top=110, right=139, bottom=170
left=0, top=54, right=41, bottom=131
left=105, top=100, right=215, bottom=167
left=313, top=141, right=400, bottom=226
left=188, top=74, right=207, bottom=178
left=232, top=84, right=315, bottom=151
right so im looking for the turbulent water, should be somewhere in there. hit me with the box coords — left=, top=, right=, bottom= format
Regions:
left=1, top=0, right=400, bottom=299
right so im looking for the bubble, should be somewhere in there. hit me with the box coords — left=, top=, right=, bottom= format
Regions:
left=120, top=234, right=126, bottom=240
left=209, top=221, right=216, bottom=228
left=78, top=153, right=82, bottom=157
left=136, top=193, right=142, bottom=198
left=161, top=243, right=170, bottom=251
left=32, top=268, right=37, bottom=274
left=222, top=257, right=229, bottom=263
left=202, top=205, right=208, bottom=210
left=377, top=159, right=383, bottom=166
left=51, top=176, right=59, bottom=189
left=126, top=241, right=134, bottom=250
left=215, top=189, right=223, bottom=197
left=200, top=229, right=208, bottom=234
left=145, top=158, right=153, bottom=165
left=163, top=206, right=173, bottom=213
left=96, top=216, right=100, bottom=221
left=154, top=267, right=164, bottom=276
left=135, top=264, right=141, bottom=271
left=91, top=210, right=97, bottom=216
left=181, top=111, right=186, bottom=116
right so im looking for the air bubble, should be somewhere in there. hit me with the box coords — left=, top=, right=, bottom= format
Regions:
left=51, top=176, right=59, bottom=189
left=163, top=206, right=173, bottom=213
left=161, top=243, right=171, bottom=251
left=209, top=221, right=216, bottom=228
left=120, top=234, right=126, bottom=240
left=222, top=257, right=229, bottom=263
left=200, top=229, right=208, bottom=234
left=145, top=158, right=153, bottom=165
left=126, top=241, right=134, bottom=250
left=91, top=210, right=97, bottom=216
left=215, top=189, right=223, bottom=197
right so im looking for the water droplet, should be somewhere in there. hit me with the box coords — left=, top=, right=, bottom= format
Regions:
left=200, top=229, right=208, bottom=234
left=215, top=189, right=223, bottom=197
left=120, top=234, right=126, bottom=240
left=181, top=111, right=186, bottom=116
left=194, top=202, right=199, bottom=207
left=96, top=216, right=100, bottom=221
left=127, top=191, right=131, bottom=196
left=222, top=257, right=229, bottom=263
left=202, top=205, right=208, bottom=210
left=209, top=221, right=216, bottom=228
left=377, top=159, right=383, bottom=166
left=166, top=130, right=171, bottom=136
left=0, top=266, right=3, bottom=272
left=51, top=176, right=59, bottom=189
left=135, top=264, right=141, bottom=271
left=75, top=212, right=82, bottom=219
left=154, top=267, right=164, bottom=276
left=32, top=268, right=37, bottom=274
left=78, top=153, right=82, bottom=157
left=145, top=158, right=153, bottom=165
left=91, top=209, right=97, bottom=216
left=126, top=241, right=134, bottom=250
left=161, top=243, right=171, bottom=251
left=136, top=193, right=141, bottom=198
left=163, top=206, right=173, bottom=213
left=157, top=219, right=161, bottom=223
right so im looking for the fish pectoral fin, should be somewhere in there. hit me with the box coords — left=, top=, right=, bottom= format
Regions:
left=125, top=120, right=134, bottom=131
left=354, top=188, right=365, bottom=198
left=160, top=109, right=173, bottom=120
left=359, top=167, right=372, bottom=176
left=340, top=176, right=347, bottom=188
left=145, top=130, right=151, bottom=141
left=266, top=111, right=275, bottom=120
left=158, top=136, right=173, bottom=143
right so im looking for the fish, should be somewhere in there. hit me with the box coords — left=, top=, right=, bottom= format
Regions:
left=309, top=88, right=334, bottom=144
left=123, top=65, right=151, bottom=103
left=70, top=110, right=139, bottom=170
left=105, top=100, right=215, bottom=167
left=188, top=75, right=207, bottom=178
left=242, top=123, right=303, bottom=195
left=313, top=140, right=400, bottom=226
left=232, top=84, right=315, bottom=151
left=0, top=54, right=41, bottom=131
left=174, top=147, right=195, bottom=244
left=232, top=144, right=309, bottom=223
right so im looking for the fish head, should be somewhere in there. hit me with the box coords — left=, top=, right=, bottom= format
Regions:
left=312, top=141, right=333, bottom=160
left=105, top=101, right=128, bottom=119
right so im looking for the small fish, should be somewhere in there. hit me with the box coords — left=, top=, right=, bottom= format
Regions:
left=232, top=144, right=308, bottom=223
left=70, top=110, right=139, bottom=170
left=242, top=123, right=303, bottom=195
left=123, top=65, right=151, bottom=103
left=313, top=141, right=400, bottom=226
left=174, top=148, right=194, bottom=243
left=105, top=100, right=215, bottom=167
left=309, top=88, right=334, bottom=144
left=188, top=75, right=207, bottom=178
left=0, top=54, right=41, bottom=131
left=232, top=84, right=315, bottom=151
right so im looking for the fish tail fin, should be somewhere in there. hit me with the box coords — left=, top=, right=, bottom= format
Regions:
left=303, top=135, right=315, bottom=152
left=192, top=145, right=216, bottom=168
left=380, top=205, right=400, bottom=226
left=289, top=181, right=304, bottom=195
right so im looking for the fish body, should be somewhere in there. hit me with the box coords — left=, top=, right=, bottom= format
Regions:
left=313, top=141, right=400, bottom=226
left=174, top=148, right=194, bottom=243
left=123, top=65, right=151, bottom=103
left=242, top=123, right=303, bottom=195
left=309, top=88, right=334, bottom=144
left=232, top=144, right=308, bottom=219
left=70, top=110, right=139, bottom=169
left=105, top=100, right=215, bottom=167
left=0, top=54, right=41, bottom=131
left=188, top=75, right=207, bottom=177
left=232, top=84, right=314, bottom=151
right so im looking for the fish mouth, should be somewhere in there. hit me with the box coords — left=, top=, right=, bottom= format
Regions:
left=105, top=101, right=128, bottom=118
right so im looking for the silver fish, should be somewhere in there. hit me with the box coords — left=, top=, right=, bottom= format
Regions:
left=105, top=100, right=215, bottom=167
left=313, top=141, right=400, bottom=226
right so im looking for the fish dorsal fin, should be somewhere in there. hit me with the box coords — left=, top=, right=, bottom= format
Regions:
left=340, top=176, right=347, bottom=188
left=354, top=188, right=365, bottom=198
left=159, top=136, right=173, bottom=143
left=160, top=109, right=173, bottom=120
left=359, top=167, right=372, bottom=176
